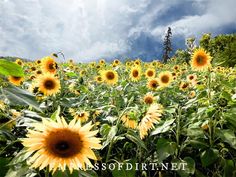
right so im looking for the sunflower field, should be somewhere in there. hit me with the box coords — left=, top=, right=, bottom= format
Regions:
left=0, top=48, right=236, bottom=177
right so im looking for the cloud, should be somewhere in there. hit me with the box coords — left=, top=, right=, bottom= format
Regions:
left=0, top=0, right=235, bottom=61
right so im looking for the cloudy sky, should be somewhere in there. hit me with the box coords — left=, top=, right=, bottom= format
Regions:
left=0, top=0, right=235, bottom=62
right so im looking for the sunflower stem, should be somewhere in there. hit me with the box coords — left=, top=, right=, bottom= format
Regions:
left=207, top=69, right=214, bottom=147
left=175, top=106, right=181, bottom=157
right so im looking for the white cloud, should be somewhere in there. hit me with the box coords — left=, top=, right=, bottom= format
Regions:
left=0, top=0, right=235, bottom=61
left=151, top=0, right=236, bottom=39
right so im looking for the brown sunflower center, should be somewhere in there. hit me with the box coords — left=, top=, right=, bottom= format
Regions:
left=12, top=76, right=21, bottom=81
left=46, top=129, right=82, bottom=158
left=189, top=76, right=194, bottom=80
left=132, top=70, right=139, bottom=77
left=55, top=141, right=70, bottom=151
left=43, top=79, right=56, bottom=90
left=79, top=113, right=85, bottom=117
left=31, top=67, right=36, bottom=71
left=161, top=75, right=169, bottom=83
left=181, top=83, right=189, bottom=89
left=97, top=77, right=102, bottom=81
left=145, top=96, right=153, bottom=104
left=48, top=63, right=55, bottom=70
left=150, top=81, right=158, bottom=88
left=147, top=71, right=154, bottom=77
left=106, top=72, right=115, bottom=80
left=196, top=55, right=206, bottom=65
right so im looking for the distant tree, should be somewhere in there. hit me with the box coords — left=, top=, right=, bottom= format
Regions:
left=162, top=27, right=172, bottom=63
left=200, top=33, right=236, bottom=67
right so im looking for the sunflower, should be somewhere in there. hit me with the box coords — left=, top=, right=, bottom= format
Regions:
left=95, top=76, right=103, bottom=83
left=143, top=93, right=155, bottom=105
left=179, top=82, right=189, bottom=91
left=35, top=59, right=41, bottom=65
left=130, top=67, right=141, bottom=82
left=158, top=71, right=172, bottom=87
left=189, top=91, right=196, bottom=98
left=113, top=59, right=120, bottom=65
left=36, top=70, right=42, bottom=75
left=99, top=59, right=106, bottom=65
left=190, top=48, right=212, bottom=71
left=31, top=66, right=37, bottom=72
left=138, top=103, right=163, bottom=139
left=15, top=59, right=23, bottom=66
left=8, top=76, right=24, bottom=86
left=173, top=65, right=179, bottom=71
left=145, top=68, right=156, bottom=78
left=101, top=70, right=118, bottom=85
left=80, top=70, right=86, bottom=76
left=22, top=117, right=102, bottom=173
left=121, top=115, right=137, bottom=129
left=75, top=111, right=90, bottom=123
left=41, top=57, right=58, bottom=74
left=134, top=59, right=141, bottom=66
left=187, top=74, right=197, bottom=82
left=0, top=100, right=6, bottom=111
left=36, top=74, right=60, bottom=96
left=147, top=78, right=159, bottom=90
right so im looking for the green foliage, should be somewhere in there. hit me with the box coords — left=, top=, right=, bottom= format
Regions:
left=0, top=59, right=24, bottom=77
left=200, top=33, right=236, bottom=67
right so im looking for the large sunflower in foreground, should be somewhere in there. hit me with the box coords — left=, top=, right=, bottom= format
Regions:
left=100, top=70, right=118, bottom=85
left=41, top=56, right=58, bottom=74
left=158, top=71, right=173, bottom=87
left=130, top=67, right=142, bottom=82
left=138, top=103, right=163, bottom=139
left=190, top=48, right=212, bottom=71
left=22, top=117, right=102, bottom=173
left=8, top=76, right=24, bottom=86
left=36, top=74, right=60, bottom=96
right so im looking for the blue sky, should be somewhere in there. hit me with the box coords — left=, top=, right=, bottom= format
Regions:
left=0, top=0, right=235, bottom=62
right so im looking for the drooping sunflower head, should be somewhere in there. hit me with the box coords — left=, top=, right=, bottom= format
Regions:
left=147, top=78, right=159, bottom=90
left=145, top=68, right=156, bottom=78
left=8, top=76, right=24, bottom=86
left=158, top=71, right=173, bottom=87
left=36, top=74, right=60, bottom=96
left=41, top=56, right=58, bottom=74
left=130, top=67, right=142, bottom=81
left=190, top=48, right=212, bottom=71
left=143, top=93, right=155, bottom=105
left=101, top=70, right=118, bottom=85
left=138, top=103, right=163, bottom=139
left=22, top=117, right=102, bottom=173
left=121, top=113, right=138, bottom=129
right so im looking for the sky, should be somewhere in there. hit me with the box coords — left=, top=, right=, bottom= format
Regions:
left=0, top=0, right=236, bottom=62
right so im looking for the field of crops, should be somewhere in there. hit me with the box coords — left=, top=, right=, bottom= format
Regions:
left=0, top=48, right=236, bottom=177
